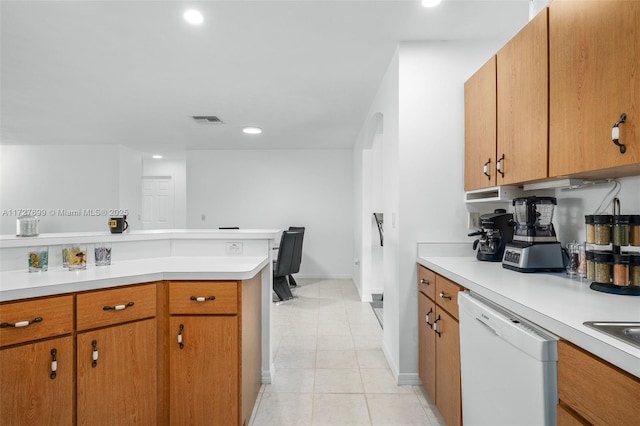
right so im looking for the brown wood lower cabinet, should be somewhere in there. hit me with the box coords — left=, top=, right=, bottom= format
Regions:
left=0, top=335, right=74, bottom=425
left=77, top=319, right=157, bottom=426
left=0, top=275, right=263, bottom=426
left=417, top=265, right=462, bottom=426
left=557, top=340, right=640, bottom=425
left=167, top=276, right=262, bottom=426
left=169, top=316, right=238, bottom=425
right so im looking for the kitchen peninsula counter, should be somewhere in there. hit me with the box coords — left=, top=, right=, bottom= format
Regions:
left=0, top=255, right=269, bottom=301
left=417, top=254, right=640, bottom=378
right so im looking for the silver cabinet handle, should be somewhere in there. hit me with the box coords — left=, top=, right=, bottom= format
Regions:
left=420, top=278, right=430, bottom=286
left=439, top=292, right=452, bottom=301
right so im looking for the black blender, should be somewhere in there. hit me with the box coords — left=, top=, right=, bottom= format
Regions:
left=502, top=196, right=565, bottom=272
left=468, top=209, right=515, bottom=262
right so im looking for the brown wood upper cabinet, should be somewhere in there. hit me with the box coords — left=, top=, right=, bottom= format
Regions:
left=464, top=10, right=549, bottom=191
left=464, top=56, right=497, bottom=191
left=549, top=0, right=640, bottom=178
left=496, top=9, right=549, bottom=186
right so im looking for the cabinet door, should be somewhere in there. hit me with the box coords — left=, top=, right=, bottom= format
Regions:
left=0, top=336, right=73, bottom=426
left=464, top=56, right=497, bottom=190
left=418, top=292, right=436, bottom=402
left=496, top=10, right=549, bottom=185
left=77, top=319, right=157, bottom=426
left=549, top=1, right=640, bottom=177
left=169, top=316, right=238, bottom=426
left=435, top=309, right=461, bottom=426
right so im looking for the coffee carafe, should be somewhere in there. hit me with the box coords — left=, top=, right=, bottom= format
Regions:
left=468, top=209, right=515, bottom=262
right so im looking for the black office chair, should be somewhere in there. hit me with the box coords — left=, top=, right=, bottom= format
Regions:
left=286, top=226, right=305, bottom=286
left=273, top=229, right=304, bottom=301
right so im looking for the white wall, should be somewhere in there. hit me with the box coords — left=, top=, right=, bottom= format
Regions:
left=142, top=158, right=187, bottom=228
left=354, top=39, right=513, bottom=383
left=119, top=146, right=143, bottom=231
left=186, top=149, right=354, bottom=278
left=0, top=145, right=126, bottom=233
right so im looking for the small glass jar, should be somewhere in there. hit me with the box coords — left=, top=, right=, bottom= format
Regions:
left=592, top=251, right=612, bottom=283
left=586, top=250, right=595, bottom=281
left=585, top=215, right=595, bottom=244
left=612, top=215, right=630, bottom=247
left=612, top=253, right=630, bottom=286
left=630, top=254, right=640, bottom=286
left=629, top=215, right=640, bottom=247
left=593, top=215, right=612, bottom=245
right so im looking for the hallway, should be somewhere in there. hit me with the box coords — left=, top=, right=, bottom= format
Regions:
left=250, top=279, right=445, bottom=425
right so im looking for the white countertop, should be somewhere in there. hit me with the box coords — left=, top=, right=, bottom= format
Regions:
left=417, top=256, right=640, bottom=378
left=0, top=256, right=269, bottom=302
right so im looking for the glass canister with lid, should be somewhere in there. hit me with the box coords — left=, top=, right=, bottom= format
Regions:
left=585, top=215, right=595, bottom=244
left=629, top=253, right=640, bottom=286
left=592, top=215, right=612, bottom=245
left=630, top=215, right=640, bottom=247
left=592, top=250, right=613, bottom=283
left=612, top=253, right=631, bottom=286
left=585, top=250, right=595, bottom=281
left=612, top=215, right=631, bottom=246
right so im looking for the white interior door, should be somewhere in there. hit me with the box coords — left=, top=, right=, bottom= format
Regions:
left=141, top=176, right=174, bottom=229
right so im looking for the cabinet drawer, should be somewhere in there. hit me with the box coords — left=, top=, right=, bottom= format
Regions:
left=77, top=284, right=156, bottom=331
left=558, top=340, right=640, bottom=425
left=169, top=281, right=238, bottom=315
left=418, top=265, right=436, bottom=300
left=0, top=295, right=74, bottom=347
left=435, top=275, right=462, bottom=319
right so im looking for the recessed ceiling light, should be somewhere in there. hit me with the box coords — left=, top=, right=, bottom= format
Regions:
left=422, top=0, right=442, bottom=7
left=184, top=9, right=204, bottom=25
left=242, top=127, right=262, bottom=135
left=152, top=155, right=163, bottom=159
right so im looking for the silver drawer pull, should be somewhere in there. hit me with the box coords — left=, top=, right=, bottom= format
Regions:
left=190, top=296, right=216, bottom=302
left=1, top=317, right=43, bottom=328
left=420, top=278, right=430, bottom=286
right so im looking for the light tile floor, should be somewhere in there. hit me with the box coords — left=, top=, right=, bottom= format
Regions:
left=250, top=279, right=446, bottom=426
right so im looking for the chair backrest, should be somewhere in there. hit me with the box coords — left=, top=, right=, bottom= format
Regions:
left=274, top=229, right=304, bottom=277
left=288, top=227, right=305, bottom=274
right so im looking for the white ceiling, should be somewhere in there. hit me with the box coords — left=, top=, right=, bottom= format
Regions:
left=1, top=1, right=529, bottom=155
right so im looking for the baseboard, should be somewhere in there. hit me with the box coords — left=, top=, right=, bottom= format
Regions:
left=295, top=274, right=353, bottom=280
left=397, top=372, right=422, bottom=386
left=261, top=367, right=273, bottom=384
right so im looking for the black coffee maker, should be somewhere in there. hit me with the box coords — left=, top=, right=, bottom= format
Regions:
left=468, top=209, right=515, bottom=262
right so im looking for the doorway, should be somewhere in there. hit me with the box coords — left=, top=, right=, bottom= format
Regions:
left=141, top=176, right=174, bottom=229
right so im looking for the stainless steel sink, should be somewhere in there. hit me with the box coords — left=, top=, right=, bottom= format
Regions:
left=584, top=322, right=640, bottom=348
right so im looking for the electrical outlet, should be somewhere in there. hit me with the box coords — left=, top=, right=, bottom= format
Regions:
left=468, top=212, right=481, bottom=229
left=226, top=242, right=243, bottom=254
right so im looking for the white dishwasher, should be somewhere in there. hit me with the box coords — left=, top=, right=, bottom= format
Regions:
left=458, top=292, right=558, bottom=426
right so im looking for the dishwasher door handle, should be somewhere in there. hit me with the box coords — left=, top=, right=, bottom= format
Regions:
left=475, top=316, right=498, bottom=336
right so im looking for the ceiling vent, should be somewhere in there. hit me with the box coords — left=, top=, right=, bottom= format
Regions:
left=192, top=116, right=223, bottom=124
